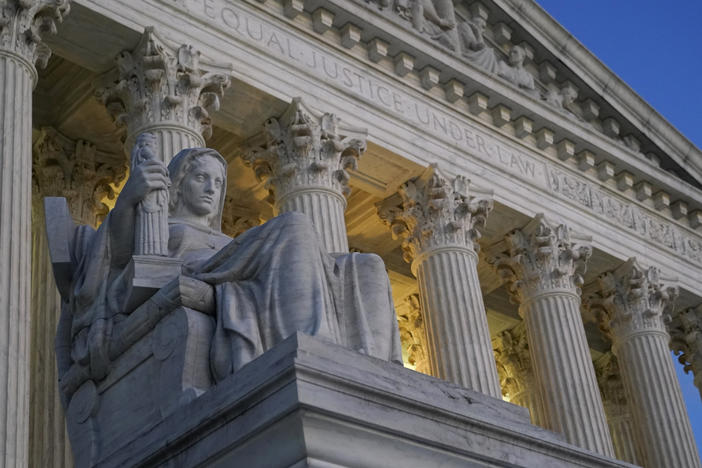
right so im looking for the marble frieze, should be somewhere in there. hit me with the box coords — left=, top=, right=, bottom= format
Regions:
left=154, top=0, right=702, bottom=274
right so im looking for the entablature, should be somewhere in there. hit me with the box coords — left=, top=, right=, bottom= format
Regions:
left=46, top=0, right=702, bottom=295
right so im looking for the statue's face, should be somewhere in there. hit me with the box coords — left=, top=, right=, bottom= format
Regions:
left=179, top=155, right=225, bottom=218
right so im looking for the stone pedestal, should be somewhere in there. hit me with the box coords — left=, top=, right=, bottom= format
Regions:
left=0, top=3, right=69, bottom=466
left=489, top=215, right=614, bottom=456
left=592, top=259, right=701, bottom=468
left=97, top=333, right=634, bottom=468
left=378, top=167, right=501, bottom=397
left=245, top=97, right=367, bottom=253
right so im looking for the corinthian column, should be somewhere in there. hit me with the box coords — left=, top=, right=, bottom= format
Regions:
left=377, top=166, right=501, bottom=397
left=590, top=259, right=701, bottom=468
left=30, top=128, right=126, bottom=468
left=244, top=98, right=367, bottom=253
left=0, top=2, right=70, bottom=466
left=669, top=305, right=702, bottom=400
left=493, top=323, right=545, bottom=427
left=96, top=27, right=231, bottom=163
left=488, top=215, right=614, bottom=456
left=594, top=352, right=642, bottom=465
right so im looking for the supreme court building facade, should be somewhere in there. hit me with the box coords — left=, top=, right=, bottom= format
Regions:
left=2, top=0, right=702, bottom=466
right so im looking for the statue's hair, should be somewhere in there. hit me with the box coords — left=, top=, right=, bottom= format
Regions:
left=167, top=147, right=228, bottom=230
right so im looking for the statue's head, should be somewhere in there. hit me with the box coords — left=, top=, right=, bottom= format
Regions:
left=508, top=45, right=526, bottom=66
left=168, top=147, right=228, bottom=231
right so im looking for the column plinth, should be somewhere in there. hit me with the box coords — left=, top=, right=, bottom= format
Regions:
left=0, top=2, right=70, bottom=466
left=378, top=166, right=501, bottom=397
left=245, top=97, right=367, bottom=253
left=590, top=259, right=701, bottom=468
left=488, top=215, right=614, bottom=456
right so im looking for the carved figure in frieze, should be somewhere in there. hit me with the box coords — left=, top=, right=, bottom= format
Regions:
left=46, top=139, right=402, bottom=463
left=498, top=45, right=536, bottom=92
left=396, top=0, right=459, bottom=51
left=543, top=85, right=579, bottom=116
left=457, top=15, right=499, bottom=73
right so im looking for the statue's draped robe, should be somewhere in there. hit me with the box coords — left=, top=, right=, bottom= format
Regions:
left=66, top=211, right=402, bottom=383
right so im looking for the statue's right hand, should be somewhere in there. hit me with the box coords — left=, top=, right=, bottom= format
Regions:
left=116, top=159, right=170, bottom=208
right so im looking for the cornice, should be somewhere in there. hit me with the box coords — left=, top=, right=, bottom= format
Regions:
left=495, top=0, right=702, bottom=186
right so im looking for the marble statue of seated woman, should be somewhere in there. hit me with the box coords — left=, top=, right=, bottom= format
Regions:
left=61, top=139, right=402, bottom=388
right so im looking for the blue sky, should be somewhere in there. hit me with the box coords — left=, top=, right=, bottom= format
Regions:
left=535, top=0, right=702, bottom=451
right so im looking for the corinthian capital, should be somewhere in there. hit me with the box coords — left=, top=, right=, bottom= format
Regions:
left=32, top=127, right=127, bottom=226
left=669, top=305, right=702, bottom=398
left=588, top=258, right=678, bottom=340
left=594, top=352, right=628, bottom=411
left=487, top=214, right=592, bottom=302
left=0, top=0, right=70, bottom=70
left=376, top=165, right=493, bottom=263
left=493, top=323, right=532, bottom=399
left=244, top=97, right=367, bottom=203
left=95, top=27, right=232, bottom=148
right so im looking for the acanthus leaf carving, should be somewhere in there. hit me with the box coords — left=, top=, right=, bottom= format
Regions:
left=493, top=322, right=533, bottom=400
left=95, top=27, right=232, bottom=146
left=0, top=0, right=69, bottom=69
left=668, top=305, right=702, bottom=399
left=396, top=293, right=429, bottom=374
left=587, top=258, right=678, bottom=342
left=594, top=352, right=628, bottom=411
left=487, top=214, right=592, bottom=303
left=243, top=97, right=367, bottom=205
left=376, top=164, right=493, bottom=264
left=32, top=127, right=127, bottom=226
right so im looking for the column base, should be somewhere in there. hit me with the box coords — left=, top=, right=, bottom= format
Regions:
left=93, top=333, right=631, bottom=468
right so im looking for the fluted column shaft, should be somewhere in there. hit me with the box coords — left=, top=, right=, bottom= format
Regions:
left=0, top=49, right=34, bottom=468
left=277, top=187, right=348, bottom=253
left=245, top=97, right=366, bottom=253
left=416, top=247, right=501, bottom=396
left=594, top=352, right=642, bottom=465
left=606, top=411, right=640, bottom=464
left=614, top=331, right=700, bottom=467
left=29, top=207, right=72, bottom=468
left=139, top=126, right=204, bottom=164
left=511, top=384, right=545, bottom=427
left=521, top=291, right=613, bottom=455
left=593, top=258, right=701, bottom=468
left=489, top=215, right=614, bottom=456
left=378, top=166, right=501, bottom=396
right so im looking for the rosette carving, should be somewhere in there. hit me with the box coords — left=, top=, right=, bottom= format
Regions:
left=376, top=165, right=493, bottom=263
left=243, top=97, right=367, bottom=205
left=487, top=214, right=592, bottom=302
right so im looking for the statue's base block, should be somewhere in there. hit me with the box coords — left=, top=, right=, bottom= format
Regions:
left=123, top=254, right=183, bottom=311
left=99, top=333, right=632, bottom=468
